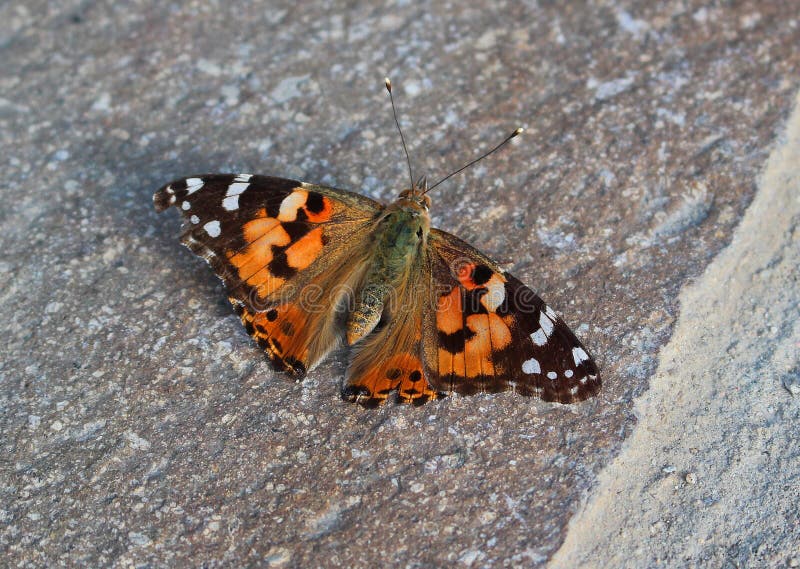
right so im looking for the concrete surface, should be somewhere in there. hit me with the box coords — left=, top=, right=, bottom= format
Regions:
left=552, top=92, right=800, bottom=569
left=1, top=1, right=798, bottom=567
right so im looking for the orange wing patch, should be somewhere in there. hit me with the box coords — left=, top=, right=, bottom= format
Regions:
left=225, top=190, right=334, bottom=301
left=437, top=314, right=512, bottom=379
left=436, top=287, right=462, bottom=334
left=435, top=262, right=514, bottom=391
left=463, top=313, right=513, bottom=375
left=285, top=227, right=325, bottom=270
left=344, top=352, right=440, bottom=407
left=228, top=211, right=290, bottom=293
left=242, top=211, right=282, bottom=243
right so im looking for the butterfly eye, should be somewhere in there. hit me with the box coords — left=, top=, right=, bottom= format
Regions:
left=416, top=227, right=423, bottom=239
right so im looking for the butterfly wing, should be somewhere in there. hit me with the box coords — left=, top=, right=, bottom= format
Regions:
left=421, top=228, right=601, bottom=404
left=154, top=174, right=382, bottom=376
left=342, top=254, right=445, bottom=408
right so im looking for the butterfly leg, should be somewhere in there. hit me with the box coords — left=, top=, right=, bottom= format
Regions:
left=345, top=283, right=389, bottom=345
left=342, top=296, right=445, bottom=407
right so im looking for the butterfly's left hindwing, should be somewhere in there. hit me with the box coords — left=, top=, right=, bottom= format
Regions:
left=342, top=301, right=445, bottom=408
left=154, top=174, right=382, bottom=377
left=421, top=229, right=601, bottom=404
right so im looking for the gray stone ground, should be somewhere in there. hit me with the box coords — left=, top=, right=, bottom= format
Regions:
left=553, top=92, right=800, bottom=569
left=1, top=1, right=798, bottom=567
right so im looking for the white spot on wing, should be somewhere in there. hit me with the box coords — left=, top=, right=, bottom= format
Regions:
left=564, top=369, right=574, bottom=378
left=165, top=185, right=174, bottom=195
left=226, top=182, right=249, bottom=196
left=203, top=220, right=221, bottom=237
left=185, top=178, right=204, bottom=195
left=572, top=347, right=589, bottom=365
left=190, top=215, right=200, bottom=224
left=539, top=311, right=554, bottom=337
left=181, top=201, right=191, bottom=210
left=547, top=371, right=557, bottom=380
left=278, top=190, right=307, bottom=221
left=530, top=329, right=548, bottom=346
left=221, top=181, right=249, bottom=211
left=222, top=195, right=239, bottom=211
left=545, top=305, right=558, bottom=320
left=569, top=386, right=579, bottom=395
left=522, top=357, right=541, bottom=375
left=234, top=174, right=252, bottom=182
left=481, top=276, right=506, bottom=311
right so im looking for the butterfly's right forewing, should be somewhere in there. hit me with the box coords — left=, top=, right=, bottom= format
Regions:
left=422, top=229, right=601, bottom=403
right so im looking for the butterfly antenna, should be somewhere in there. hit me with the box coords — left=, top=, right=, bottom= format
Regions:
left=425, top=127, right=524, bottom=194
left=385, top=77, right=415, bottom=189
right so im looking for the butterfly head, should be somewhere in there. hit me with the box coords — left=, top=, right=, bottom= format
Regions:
left=397, top=176, right=432, bottom=212
left=386, top=178, right=431, bottom=245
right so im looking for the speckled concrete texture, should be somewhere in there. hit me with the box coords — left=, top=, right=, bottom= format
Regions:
left=552, top=90, right=800, bottom=569
left=1, top=1, right=798, bottom=567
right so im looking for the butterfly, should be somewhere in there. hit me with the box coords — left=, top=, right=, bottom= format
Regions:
left=153, top=78, right=600, bottom=407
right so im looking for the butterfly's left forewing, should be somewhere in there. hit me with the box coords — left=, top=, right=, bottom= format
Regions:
left=154, top=174, right=382, bottom=376
left=421, top=229, right=601, bottom=404
left=154, top=174, right=380, bottom=303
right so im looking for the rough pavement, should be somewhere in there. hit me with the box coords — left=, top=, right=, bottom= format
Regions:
left=1, top=1, right=798, bottom=567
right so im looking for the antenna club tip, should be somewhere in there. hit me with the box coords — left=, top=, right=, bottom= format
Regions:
left=384, top=77, right=392, bottom=92
left=513, top=127, right=524, bottom=137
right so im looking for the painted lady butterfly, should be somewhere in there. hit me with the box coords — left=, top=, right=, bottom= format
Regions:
left=154, top=79, right=600, bottom=407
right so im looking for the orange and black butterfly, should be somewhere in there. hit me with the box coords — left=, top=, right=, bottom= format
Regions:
left=154, top=79, right=600, bottom=407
